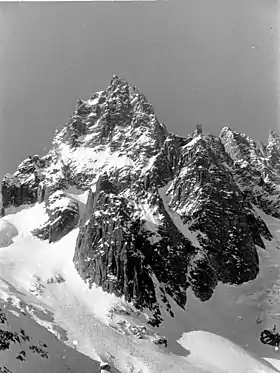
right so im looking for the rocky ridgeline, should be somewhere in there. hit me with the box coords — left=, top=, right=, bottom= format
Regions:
left=1, top=75, right=280, bottom=325
left=220, top=127, right=280, bottom=218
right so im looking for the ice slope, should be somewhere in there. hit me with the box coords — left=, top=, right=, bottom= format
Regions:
left=0, top=200, right=279, bottom=373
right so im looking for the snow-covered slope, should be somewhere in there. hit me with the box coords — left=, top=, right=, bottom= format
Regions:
left=179, top=331, right=279, bottom=372
left=0, top=298, right=104, bottom=373
left=0, top=202, right=279, bottom=373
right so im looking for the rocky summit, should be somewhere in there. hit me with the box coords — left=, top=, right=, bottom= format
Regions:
left=2, top=75, right=280, bottom=326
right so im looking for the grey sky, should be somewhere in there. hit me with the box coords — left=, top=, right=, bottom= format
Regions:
left=0, top=0, right=279, bottom=180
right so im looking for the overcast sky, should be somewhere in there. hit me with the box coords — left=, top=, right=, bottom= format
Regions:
left=0, top=0, right=279, bottom=179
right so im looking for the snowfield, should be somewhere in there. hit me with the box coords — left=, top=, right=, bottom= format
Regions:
left=179, top=331, right=279, bottom=372
left=0, top=198, right=280, bottom=372
left=0, top=298, right=104, bottom=373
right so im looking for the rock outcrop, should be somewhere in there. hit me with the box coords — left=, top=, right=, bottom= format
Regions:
left=1, top=154, right=53, bottom=212
left=32, top=191, right=79, bottom=243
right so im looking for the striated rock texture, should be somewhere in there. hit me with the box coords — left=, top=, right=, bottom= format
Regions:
left=1, top=74, right=279, bottom=324
left=73, top=173, right=196, bottom=325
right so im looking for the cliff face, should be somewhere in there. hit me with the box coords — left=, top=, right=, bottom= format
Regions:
left=73, top=172, right=197, bottom=326
left=1, top=156, right=43, bottom=210
left=1, top=75, right=278, bottom=324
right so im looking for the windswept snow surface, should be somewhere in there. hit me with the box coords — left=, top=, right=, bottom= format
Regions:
left=0, top=200, right=279, bottom=372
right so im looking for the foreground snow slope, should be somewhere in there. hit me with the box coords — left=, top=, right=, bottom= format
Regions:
left=265, top=359, right=280, bottom=371
left=0, top=299, right=103, bottom=373
left=0, top=201, right=279, bottom=373
left=0, top=205, right=193, bottom=373
left=179, top=331, right=279, bottom=373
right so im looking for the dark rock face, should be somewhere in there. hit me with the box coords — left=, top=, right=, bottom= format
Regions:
left=74, top=174, right=197, bottom=325
left=2, top=172, right=38, bottom=210
left=32, top=191, right=79, bottom=243
left=167, top=134, right=272, bottom=286
left=148, top=134, right=186, bottom=188
left=74, top=192, right=159, bottom=314
left=1, top=75, right=279, bottom=325
left=1, top=155, right=48, bottom=211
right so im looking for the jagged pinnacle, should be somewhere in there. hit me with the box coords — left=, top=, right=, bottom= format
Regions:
left=193, top=124, right=203, bottom=136
left=219, top=126, right=236, bottom=140
left=110, top=74, right=128, bottom=87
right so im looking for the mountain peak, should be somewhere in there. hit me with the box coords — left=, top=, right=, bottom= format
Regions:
left=1, top=75, right=279, bottom=331
left=192, top=124, right=203, bottom=137
left=111, top=73, right=124, bottom=82
left=108, top=74, right=129, bottom=90
left=219, top=126, right=235, bottom=139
